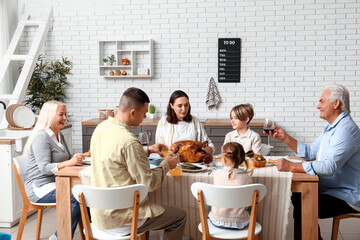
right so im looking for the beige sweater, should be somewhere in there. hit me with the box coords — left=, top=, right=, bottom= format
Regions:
left=90, top=117, right=170, bottom=229
left=210, top=168, right=252, bottom=223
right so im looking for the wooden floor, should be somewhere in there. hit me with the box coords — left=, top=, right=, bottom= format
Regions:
left=0, top=207, right=359, bottom=240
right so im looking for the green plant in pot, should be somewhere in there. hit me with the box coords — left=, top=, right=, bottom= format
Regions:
left=108, top=54, right=116, bottom=66
left=22, top=55, right=73, bottom=114
left=149, top=105, right=156, bottom=119
left=103, top=58, right=109, bottom=66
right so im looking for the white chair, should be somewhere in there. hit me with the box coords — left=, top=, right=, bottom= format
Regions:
left=191, top=182, right=267, bottom=240
left=13, top=155, right=57, bottom=240
left=72, top=184, right=148, bottom=240
left=331, top=213, right=360, bottom=240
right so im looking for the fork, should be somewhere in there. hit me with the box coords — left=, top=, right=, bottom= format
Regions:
left=248, top=168, right=254, bottom=176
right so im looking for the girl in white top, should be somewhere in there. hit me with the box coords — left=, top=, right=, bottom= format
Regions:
left=156, top=90, right=214, bottom=154
left=223, top=104, right=262, bottom=154
left=209, top=142, right=252, bottom=229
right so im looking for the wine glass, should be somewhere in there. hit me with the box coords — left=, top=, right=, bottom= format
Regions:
left=263, top=118, right=275, bottom=152
left=263, top=118, right=275, bottom=133
left=138, top=132, right=149, bottom=146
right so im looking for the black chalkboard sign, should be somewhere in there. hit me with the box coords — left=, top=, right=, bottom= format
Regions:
left=218, top=38, right=241, bottom=83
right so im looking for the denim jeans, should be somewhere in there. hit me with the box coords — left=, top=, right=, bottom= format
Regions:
left=37, top=188, right=80, bottom=237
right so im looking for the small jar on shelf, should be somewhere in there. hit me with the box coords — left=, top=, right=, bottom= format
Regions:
left=99, top=109, right=107, bottom=120
left=107, top=109, right=114, bottom=118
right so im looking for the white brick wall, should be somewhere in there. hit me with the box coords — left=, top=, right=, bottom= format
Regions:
left=18, top=0, right=360, bottom=155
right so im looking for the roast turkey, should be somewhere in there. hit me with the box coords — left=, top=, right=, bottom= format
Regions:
left=168, top=140, right=213, bottom=164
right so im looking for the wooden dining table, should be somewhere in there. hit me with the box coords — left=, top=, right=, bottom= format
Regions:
left=55, top=163, right=318, bottom=240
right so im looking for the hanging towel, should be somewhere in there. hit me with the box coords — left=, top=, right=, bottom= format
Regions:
left=206, top=77, right=221, bottom=109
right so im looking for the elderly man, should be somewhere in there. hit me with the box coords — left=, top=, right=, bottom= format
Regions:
left=266, top=84, right=360, bottom=239
left=90, top=87, right=186, bottom=240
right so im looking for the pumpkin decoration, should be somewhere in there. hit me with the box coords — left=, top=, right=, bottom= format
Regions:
left=122, top=70, right=127, bottom=75
left=116, top=70, right=121, bottom=76
left=109, top=70, right=114, bottom=76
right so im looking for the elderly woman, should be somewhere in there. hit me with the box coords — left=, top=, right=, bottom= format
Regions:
left=24, top=100, right=90, bottom=240
left=156, top=90, right=214, bottom=154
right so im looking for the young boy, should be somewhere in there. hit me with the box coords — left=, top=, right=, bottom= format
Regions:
left=223, top=104, right=262, bottom=154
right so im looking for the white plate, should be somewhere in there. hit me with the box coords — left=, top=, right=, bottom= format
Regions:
left=83, top=157, right=91, bottom=164
left=285, top=159, right=302, bottom=163
left=148, top=153, right=163, bottom=161
left=181, top=163, right=207, bottom=172
left=13, top=106, right=35, bottom=128
left=265, top=156, right=302, bottom=163
left=150, top=164, right=157, bottom=169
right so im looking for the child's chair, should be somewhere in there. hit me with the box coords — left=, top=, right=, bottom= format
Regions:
left=191, top=182, right=267, bottom=240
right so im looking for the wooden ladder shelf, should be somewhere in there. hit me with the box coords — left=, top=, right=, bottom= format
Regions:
left=0, top=7, right=53, bottom=129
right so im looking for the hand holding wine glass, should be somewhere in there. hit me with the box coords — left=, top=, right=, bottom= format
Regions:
left=263, top=118, right=275, bottom=133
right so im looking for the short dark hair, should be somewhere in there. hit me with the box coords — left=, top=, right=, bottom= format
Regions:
left=119, top=87, right=150, bottom=110
left=166, top=90, right=192, bottom=124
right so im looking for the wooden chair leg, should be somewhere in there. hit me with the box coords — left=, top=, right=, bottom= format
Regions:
left=16, top=206, right=29, bottom=240
left=331, top=216, right=341, bottom=240
left=139, top=232, right=147, bottom=240
left=36, top=208, right=43, bottom=240
left=78, top=217, right=85, bottom=240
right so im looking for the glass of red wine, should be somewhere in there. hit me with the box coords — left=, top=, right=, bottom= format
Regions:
left=263, top=118, right=275, bottom=133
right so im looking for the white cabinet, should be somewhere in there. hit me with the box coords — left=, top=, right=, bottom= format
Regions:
left=0, top=143, right=23, bottom=227
left=0, top=127, right=72, bottom=227
left=98, top=39, right=154, bottom=79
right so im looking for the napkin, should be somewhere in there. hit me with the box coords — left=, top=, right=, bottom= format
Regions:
left=206, top=77, right=221, bottom=109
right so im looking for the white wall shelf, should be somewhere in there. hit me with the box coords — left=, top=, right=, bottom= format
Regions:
left=98, top=39, right=154, bottom=79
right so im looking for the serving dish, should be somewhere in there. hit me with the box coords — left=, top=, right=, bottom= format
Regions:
left=181, top=163, right=207, bottom=172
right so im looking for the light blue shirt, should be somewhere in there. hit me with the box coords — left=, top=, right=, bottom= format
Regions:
left=297, top=112, right=360, bottom=208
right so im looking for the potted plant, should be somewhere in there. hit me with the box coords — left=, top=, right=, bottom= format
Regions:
left=22, top=55, right=73, bottom=114
left=108, top=54, right=116, bottom=66
left=149, top=105, right=156, bottom=119
left=103, top=58, right=109, bottom=66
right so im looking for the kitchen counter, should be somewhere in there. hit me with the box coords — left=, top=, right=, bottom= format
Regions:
left=82, top=118, right=265, bottom=126
left=0, top=139, right=15, bottom=145
left=81, top=118, right=266, bottom=154
left=0, top=124, right=72, bottom=145
left=203, top=118, right=265, bottom=126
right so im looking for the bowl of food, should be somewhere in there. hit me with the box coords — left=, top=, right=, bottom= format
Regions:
left=253, top=154, right=266, bottom=168
left=122, top=59, right=130, bottom=65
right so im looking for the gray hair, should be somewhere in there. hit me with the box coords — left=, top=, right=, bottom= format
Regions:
left=323, top=84, right=350, bottom=114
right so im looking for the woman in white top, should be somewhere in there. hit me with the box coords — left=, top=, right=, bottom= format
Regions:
left=156, top=90, right=214, bottom=154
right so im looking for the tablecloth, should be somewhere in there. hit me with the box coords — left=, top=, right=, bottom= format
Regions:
left=79, top=165, right=292, bottom=240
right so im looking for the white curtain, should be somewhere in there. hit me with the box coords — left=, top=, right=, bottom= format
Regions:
left=0, top=0, right=11, bottom=95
